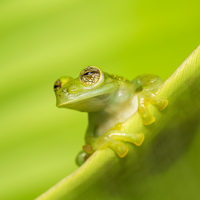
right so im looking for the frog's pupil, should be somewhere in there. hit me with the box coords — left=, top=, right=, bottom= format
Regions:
left=84, top=72, right=92, bottom=76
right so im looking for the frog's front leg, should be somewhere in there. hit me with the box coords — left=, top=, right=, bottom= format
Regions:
left=132, top=75, right=168, bottom=125
left=82, top=123, right=144, bottom=158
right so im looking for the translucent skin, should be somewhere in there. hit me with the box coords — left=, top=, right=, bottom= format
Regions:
left=54, top=66, right=168, bottom=166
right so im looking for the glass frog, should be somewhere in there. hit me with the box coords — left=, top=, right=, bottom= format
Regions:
left=54, top=66, right=168, bottom=166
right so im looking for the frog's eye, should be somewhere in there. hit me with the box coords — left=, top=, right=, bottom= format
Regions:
left=80, top=66, right=103, bottom=86
left=54, top=79, right=62, bottom=92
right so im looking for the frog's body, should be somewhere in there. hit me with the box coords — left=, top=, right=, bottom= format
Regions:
left=88, top=94, right=138, bottom=138
left=54, top=66, right=168, bottom=165
left=84, top=74, right=139, bottom=138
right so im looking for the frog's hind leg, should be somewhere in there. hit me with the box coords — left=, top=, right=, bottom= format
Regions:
left=133, top=75, right=168, bottom=125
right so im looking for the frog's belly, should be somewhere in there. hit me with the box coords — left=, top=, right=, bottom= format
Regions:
left=97, top=94, right=138, bottom=136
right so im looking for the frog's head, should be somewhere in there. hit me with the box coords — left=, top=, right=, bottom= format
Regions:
left=54, top=66, right=119, bottom=112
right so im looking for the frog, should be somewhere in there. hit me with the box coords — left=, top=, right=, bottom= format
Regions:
left=54, top=66, right=168, bottom=166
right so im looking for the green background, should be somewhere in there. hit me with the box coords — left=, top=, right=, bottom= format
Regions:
left=0, top=0, right=200, bottom=199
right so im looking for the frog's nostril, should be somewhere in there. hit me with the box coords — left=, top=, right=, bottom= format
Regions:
left=54, top=79, right=62, bottom=92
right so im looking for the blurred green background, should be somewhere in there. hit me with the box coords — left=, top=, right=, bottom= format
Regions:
left=0, top=0, right=200, bottom=199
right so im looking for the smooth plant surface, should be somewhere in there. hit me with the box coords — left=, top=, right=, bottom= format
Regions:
left=36, top=46, right=200, bottom=200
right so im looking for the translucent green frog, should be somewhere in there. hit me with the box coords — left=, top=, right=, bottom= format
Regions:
left=54, top=66, right=168, bottom=165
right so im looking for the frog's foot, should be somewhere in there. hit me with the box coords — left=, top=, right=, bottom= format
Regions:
left=76, top=150, right=90, bottom=166
left=138, top=90, right=168, bottom=125
left=83, top=131, right=145, bottom=158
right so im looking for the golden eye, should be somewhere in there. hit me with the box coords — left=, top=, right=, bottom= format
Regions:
left=80, top=66, right=102, bottom=86
left=54, top=79, right=62, bottom=92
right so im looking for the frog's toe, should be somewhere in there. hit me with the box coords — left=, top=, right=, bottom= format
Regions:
left=107, top=139, right=129, bottom=157
left=156, top=99, right=168, bottom=110
left=109, top=131, right=145, bottom=146
left=138, top=106, right=155, bottom=125
left=138, top=90, right=168, bottom=125
left=82, top=144, right=93, bottom=154
left=143, top=90, right=168, bottom=110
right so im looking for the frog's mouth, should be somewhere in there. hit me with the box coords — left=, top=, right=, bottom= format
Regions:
left=57, top=91, right=116, bottom=112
